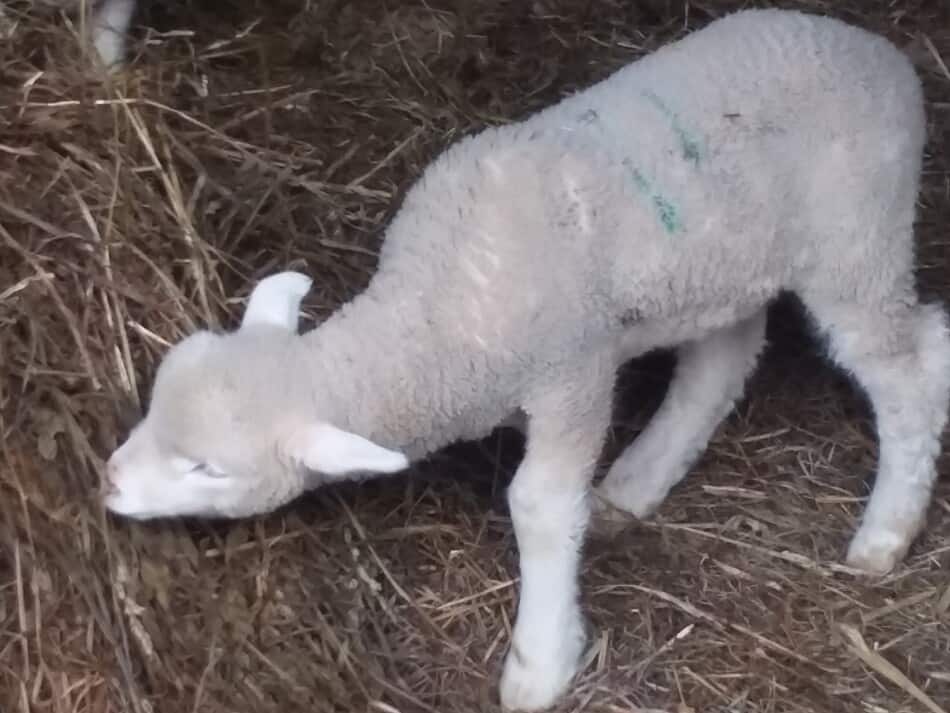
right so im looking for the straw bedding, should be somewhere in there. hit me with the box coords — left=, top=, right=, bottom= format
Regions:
left=1, top=1, right=949, bottom=711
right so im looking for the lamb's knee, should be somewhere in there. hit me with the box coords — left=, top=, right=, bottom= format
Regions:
left=914, top=304, right=950, bottom=386
left=865, top=305, right=950, bottom=421
left=510, top=486, right=587, bottom=524
left=508, top=477, right=589, bottom=548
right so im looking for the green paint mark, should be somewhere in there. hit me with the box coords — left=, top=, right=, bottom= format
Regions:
left=651, top=194, right=681, bottom=234
left=624, top=160, right=683, bottom=235
left=628, top=165, right=651, bottom=193
left=641, top=89, right=702, bottom=165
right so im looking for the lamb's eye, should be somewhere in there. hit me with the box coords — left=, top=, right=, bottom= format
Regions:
left=202, top=463, right=229, bottom=479
left=171, top=456, right=203, bottom=473
left=172, top=456, right=228, bottom=479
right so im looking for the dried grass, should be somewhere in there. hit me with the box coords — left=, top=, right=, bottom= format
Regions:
left=1, top=1, right=949, bottom=712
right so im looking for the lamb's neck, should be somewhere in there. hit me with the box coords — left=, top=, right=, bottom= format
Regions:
left=298, top=279, right=471, bottom=461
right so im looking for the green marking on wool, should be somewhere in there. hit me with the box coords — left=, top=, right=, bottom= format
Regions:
left=624, top=161, right=683, bottom=235
left=651, top=194, right=681, bottom=234
left=628, top=166, right=651, bottom=193
left=641, top=89, right=702, bottom=165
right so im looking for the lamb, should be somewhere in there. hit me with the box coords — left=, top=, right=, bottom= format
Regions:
left=102, top=8, right=950, bottom=711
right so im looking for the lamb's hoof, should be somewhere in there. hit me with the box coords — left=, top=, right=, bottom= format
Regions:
left=499, top=628, right=585, bottom=711
left=845, top=527, right=909, bottom=575
left=588, top=480, right=665, bottom=538
left=587, top=492, right=636, bottom=538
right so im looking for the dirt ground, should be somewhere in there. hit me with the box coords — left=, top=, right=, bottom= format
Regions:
left=2, top=1, right=950, bottom=711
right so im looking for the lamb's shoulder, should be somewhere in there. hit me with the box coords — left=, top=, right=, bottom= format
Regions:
left=376, top=124, right=603, bottom=272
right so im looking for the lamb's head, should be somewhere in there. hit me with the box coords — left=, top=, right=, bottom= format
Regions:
left=103, top=271, right=409, bottom=521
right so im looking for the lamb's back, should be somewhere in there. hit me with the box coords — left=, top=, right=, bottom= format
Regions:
left=373, top=9, right=925, bottom=361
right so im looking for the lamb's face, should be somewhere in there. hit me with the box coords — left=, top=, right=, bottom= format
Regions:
left=102, top=271, right=409, bottom=522
left=104, top=330, right=301, bottom=520
left=104, top=418, right=281, bottom=520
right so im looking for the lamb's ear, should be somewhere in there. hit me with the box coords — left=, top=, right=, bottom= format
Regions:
left=290, top=423, right=409, bottom=477
left=240, top=271, right=313, bottom=332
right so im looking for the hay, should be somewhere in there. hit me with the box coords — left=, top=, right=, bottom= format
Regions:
left=1, top=1, right=949, bottom=711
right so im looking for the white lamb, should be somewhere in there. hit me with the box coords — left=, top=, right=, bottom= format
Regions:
left=103, top=9, right=950, bottom=711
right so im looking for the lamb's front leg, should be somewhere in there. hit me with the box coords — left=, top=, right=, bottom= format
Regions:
left=500, top=363, right=614, bottom=711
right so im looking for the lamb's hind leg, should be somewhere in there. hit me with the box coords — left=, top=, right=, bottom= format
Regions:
left=801, top=292, right=950, bottom=573
left=593, top=310, right=767, bottom=520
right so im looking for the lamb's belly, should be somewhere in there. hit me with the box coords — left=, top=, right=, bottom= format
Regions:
left=616, top=296, right=772, bottom=361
